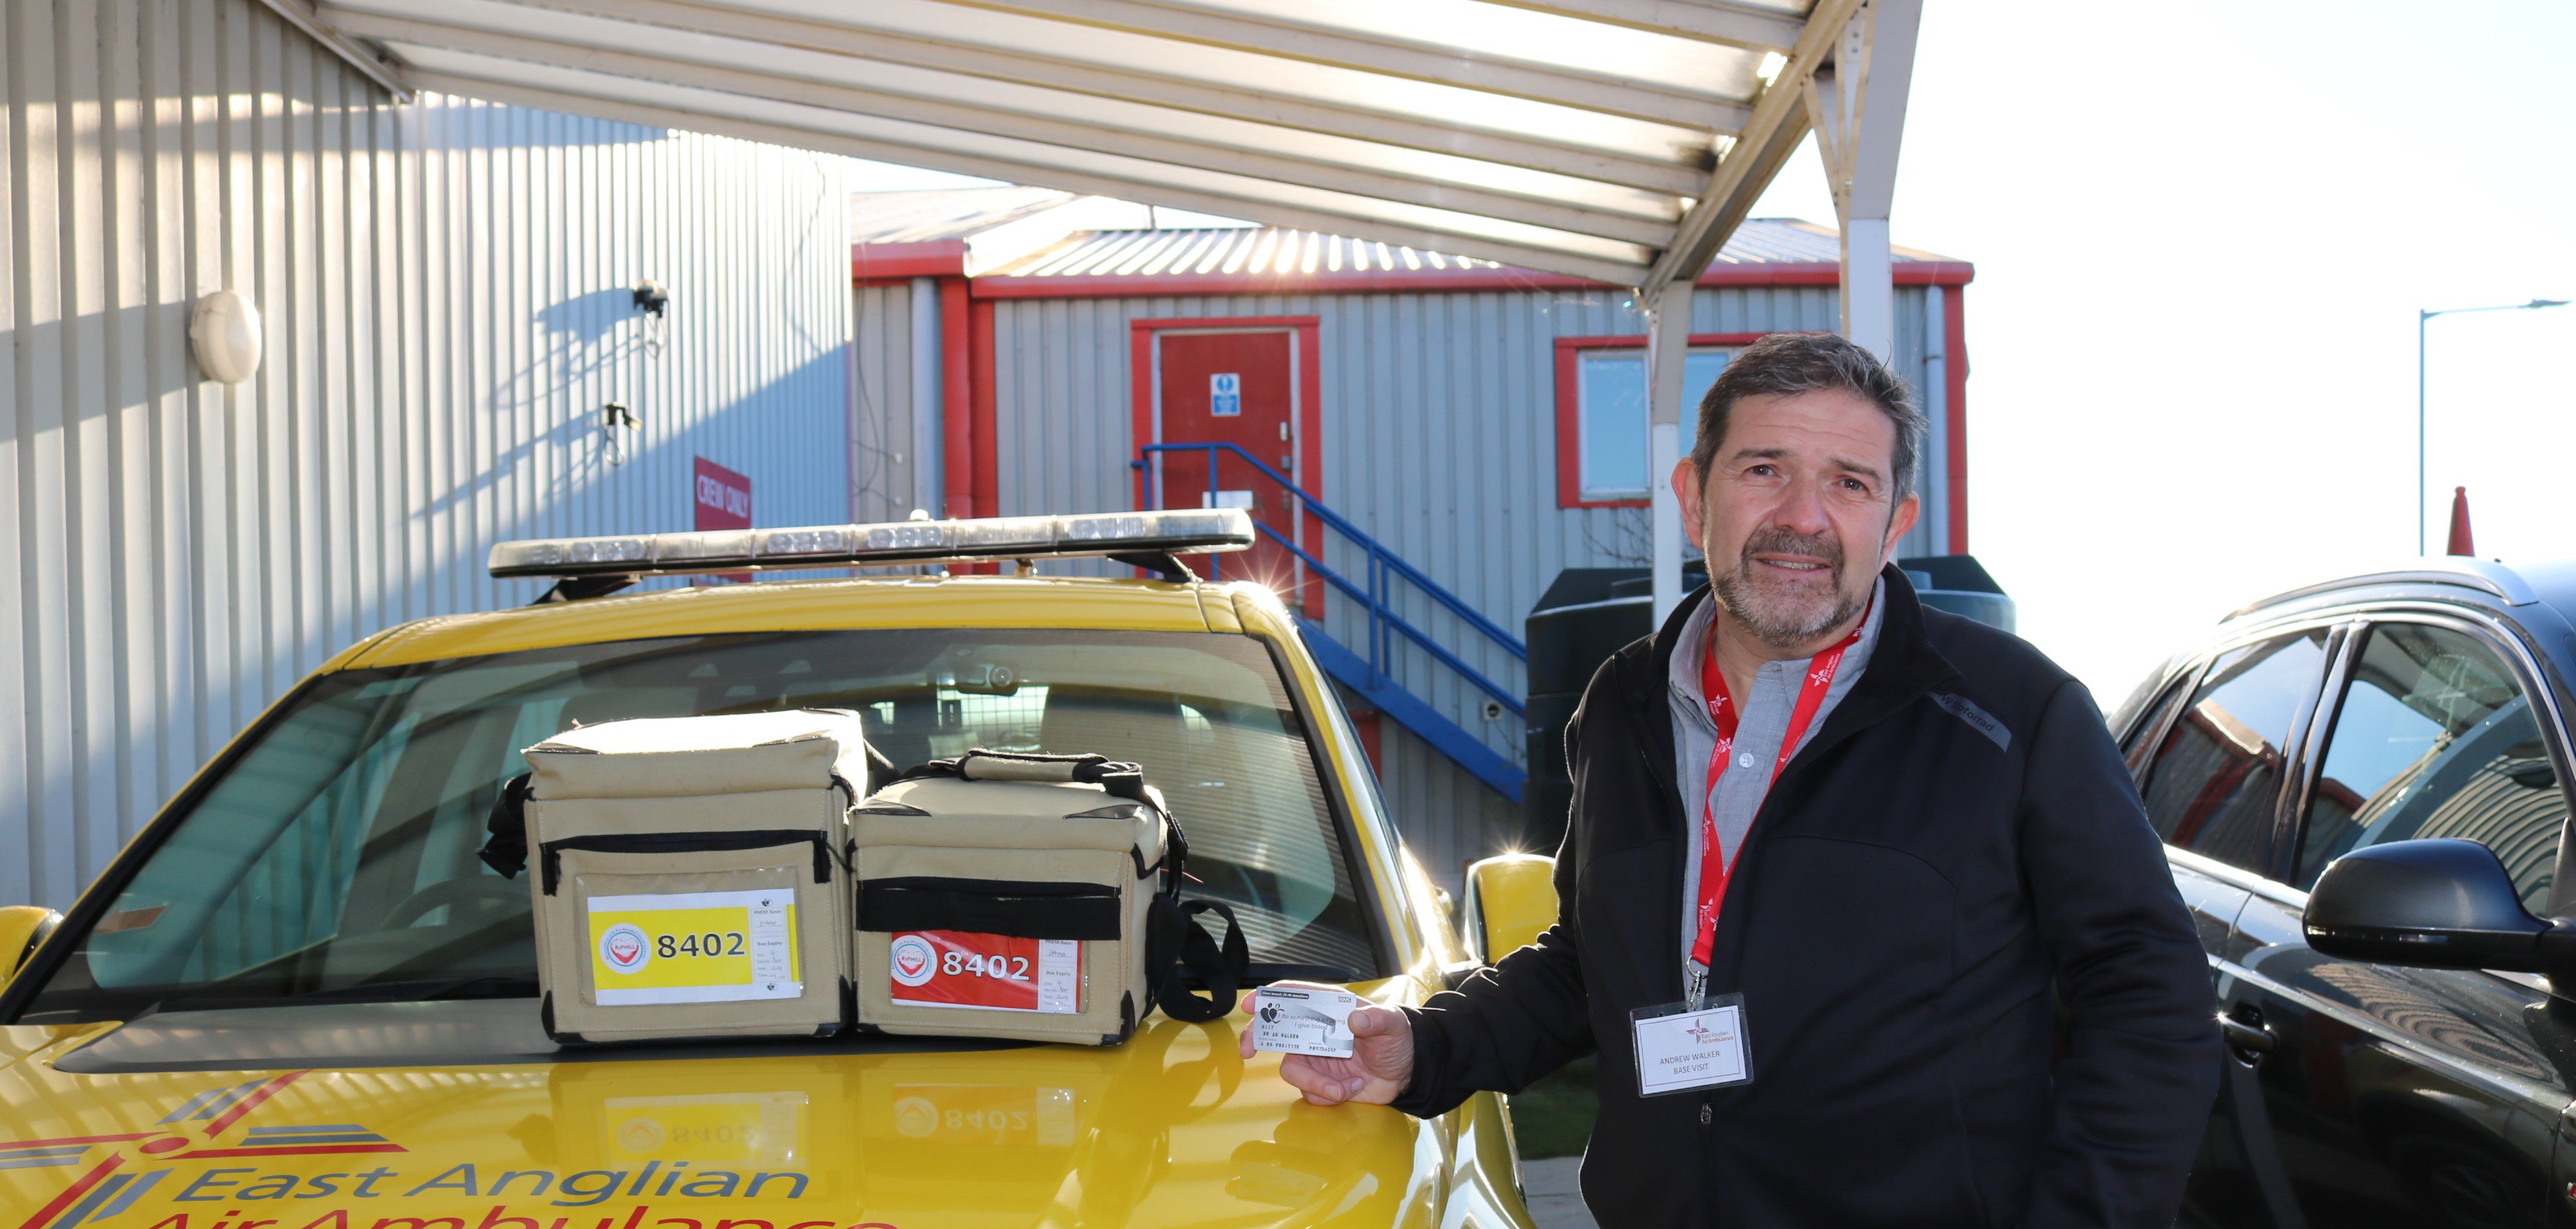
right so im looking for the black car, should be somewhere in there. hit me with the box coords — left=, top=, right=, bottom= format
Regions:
left=2109, top=558, right=2576, bottom=1228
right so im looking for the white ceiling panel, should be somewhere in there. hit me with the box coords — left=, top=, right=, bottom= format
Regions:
left=312, top=0, right=1886, bottom=290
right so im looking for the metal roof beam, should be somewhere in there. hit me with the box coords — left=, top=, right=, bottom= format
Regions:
left=935, top=0, right=1753, bottom=131
left=331, top=10, right=1681, bottom=248
left=257, top=0, right=413, bottom=98
left=1639, top=0, right=1856, bottom=297
left=398, top=69, right=1653, bottom=286
left=1471, top=0, right=1805, bottom=51
left=446, top=0, right=1713, bottom=196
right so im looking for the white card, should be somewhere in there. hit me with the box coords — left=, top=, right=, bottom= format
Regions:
left=1631, top=997, right=1751, bottom=1096
left=1249, top=986, right=1359, bottom=1057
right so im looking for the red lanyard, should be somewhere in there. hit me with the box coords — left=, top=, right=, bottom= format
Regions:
left=1688, top=610, right=1866, bottom=977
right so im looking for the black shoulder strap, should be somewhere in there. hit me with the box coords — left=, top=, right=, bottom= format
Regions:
left=477, top=772, right=534, bottom=879
left=1153, top=898, right=1248, bottom=1022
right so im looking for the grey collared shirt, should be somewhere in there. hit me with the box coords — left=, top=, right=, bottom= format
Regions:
left=1669, top=577, right=1885, bottom=986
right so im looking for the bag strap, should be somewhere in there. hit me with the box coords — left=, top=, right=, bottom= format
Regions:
left=1154, top=898, right=1249, bottom=1022
left=898, top=748, right=1150, bottom=804
left=477, top=773, right=534, bottom=879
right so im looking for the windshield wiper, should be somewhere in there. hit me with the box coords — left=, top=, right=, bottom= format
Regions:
left=284, top=974, right=541, bottom=1005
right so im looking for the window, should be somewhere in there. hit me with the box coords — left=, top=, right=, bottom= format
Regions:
left=2296, top=623, right=2568, bottom=912
left=1555, top=334, right=1760, bottom=507
left=21, top=628, right=1381, bottom=1023
left=2121, top=673, right=2196, bottom=783
left=2140, top=629, right=2331, bottom=872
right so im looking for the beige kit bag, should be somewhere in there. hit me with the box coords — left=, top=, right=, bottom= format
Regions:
left=515, top=709, right=866, bottom=1044
left=852, top=750, right=1245, bottom=1046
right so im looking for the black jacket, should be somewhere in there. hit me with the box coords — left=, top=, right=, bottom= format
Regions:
left=1395, top=569, right=2220, bottom=1228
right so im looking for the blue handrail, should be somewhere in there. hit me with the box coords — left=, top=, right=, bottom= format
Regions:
left=1134, top=442, right=1526, bottom=720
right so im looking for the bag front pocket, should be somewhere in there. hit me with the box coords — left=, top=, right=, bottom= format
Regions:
left=857, top=876, right=1120, bottom=941
left=540, top=829, right=835, bottom=895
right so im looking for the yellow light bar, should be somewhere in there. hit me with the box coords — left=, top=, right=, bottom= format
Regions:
left=487, top=509, right=1255, bottom=580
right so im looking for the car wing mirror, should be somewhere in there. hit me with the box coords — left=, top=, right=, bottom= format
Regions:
left=0, top=906, right=62, bottom=988
left=2303, top=839, right=2563, bottom=974
left=1462, top=854, right=1557, bottom=966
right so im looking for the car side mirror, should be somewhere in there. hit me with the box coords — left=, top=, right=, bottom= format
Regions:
left=2303, top=839, right=2563, bottom=973
left=1461, top=854, right=1557, bottom=965
left=0, top=906, right=62, bottom=987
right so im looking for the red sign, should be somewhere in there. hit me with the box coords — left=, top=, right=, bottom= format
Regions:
left=887, top=931, right=1080, bottom=1014
left=693, top=457, right=752, bottom=584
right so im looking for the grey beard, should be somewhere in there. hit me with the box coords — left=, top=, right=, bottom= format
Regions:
left=1711, top=533, right=1866, bottom=649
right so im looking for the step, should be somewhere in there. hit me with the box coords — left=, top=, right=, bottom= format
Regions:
left=1300, top=619, right=1524, bottom=804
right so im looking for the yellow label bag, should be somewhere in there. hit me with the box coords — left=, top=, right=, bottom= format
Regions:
left=852, top=749, right=1246, bottom=1046
left=511, top=709, right=867, bottom=1044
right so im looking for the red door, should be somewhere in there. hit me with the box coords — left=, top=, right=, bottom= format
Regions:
left=1154, top=330, right=1299, bottom=589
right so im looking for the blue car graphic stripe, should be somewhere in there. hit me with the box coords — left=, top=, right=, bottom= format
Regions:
left=52, top=1172, right=131, bottom=1229
left=0, top=1154, right=85, bottom=1170
left=233, top=1132, right=385, bottom=1145
left=72, top=1170, right=163, bottom=1227
left=186, top=1079, right=270, bottom=1121
left=155, top=1086, right=232, bottom=1124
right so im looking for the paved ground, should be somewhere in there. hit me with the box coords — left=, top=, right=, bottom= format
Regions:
left=1519, top=1157, right=1597, bottom=1229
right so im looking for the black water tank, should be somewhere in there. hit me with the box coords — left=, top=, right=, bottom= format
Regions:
left=1519, top=556, right=2013, bottom=856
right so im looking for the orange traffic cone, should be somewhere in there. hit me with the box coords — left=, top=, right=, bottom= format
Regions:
left=2446, top=486, right=2476, bottom=557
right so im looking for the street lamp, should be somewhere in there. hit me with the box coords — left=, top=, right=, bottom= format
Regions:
left=2419, top=298, right=2571, bottom=554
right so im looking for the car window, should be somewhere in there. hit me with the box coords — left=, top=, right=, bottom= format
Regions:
left=2140, top=629, right=2331, bottom=872
left=17, top=628, right=1382, bottom=1022
left=2122, top=672, right=2197, bottom=783
left=2296, top=623, right=2569, bottom=913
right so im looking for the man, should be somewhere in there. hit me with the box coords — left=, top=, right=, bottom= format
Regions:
left=1244, top=332, right=2218, bottom=1227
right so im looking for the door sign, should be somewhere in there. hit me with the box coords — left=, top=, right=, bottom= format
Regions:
left=1209, top=372, right=1242, bottom=416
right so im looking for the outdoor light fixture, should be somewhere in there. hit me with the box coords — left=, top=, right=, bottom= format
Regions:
left=2417, top=297, right=2573, bottom=554
left=632, top=278, right=669, bottom=316
left=488, top=507, right=1255, bottom=580
left=188, top=290, right=263, bottom=385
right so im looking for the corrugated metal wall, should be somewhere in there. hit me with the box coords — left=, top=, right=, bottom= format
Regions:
left=849, top=280, right=919, bottom=523
left=1, top=0, right=851, bottom=909
left=990, top=284, right=1946, bottom=885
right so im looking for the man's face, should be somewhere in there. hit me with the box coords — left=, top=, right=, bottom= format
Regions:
left=1674, top=386, right=1920, bottom=650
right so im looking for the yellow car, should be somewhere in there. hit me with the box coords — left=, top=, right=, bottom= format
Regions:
left=0, top=510, right=1559, bottom=1229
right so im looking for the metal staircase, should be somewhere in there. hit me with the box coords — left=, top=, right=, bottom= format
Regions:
left=1136, top=442, right=1526, bottom=802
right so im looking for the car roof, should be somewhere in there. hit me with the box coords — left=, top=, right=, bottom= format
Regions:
left=2209, top=556, right=2576, bottom=680
left=343, top=573, right=1268, bottom=669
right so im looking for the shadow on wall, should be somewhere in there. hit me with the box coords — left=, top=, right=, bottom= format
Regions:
left=415, top=340, right=854, bottom=558
left=0, top=299, right=202, bottom=429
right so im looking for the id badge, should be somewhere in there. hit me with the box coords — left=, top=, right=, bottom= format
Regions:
left=1630, top=993, right=1751, bottom=1097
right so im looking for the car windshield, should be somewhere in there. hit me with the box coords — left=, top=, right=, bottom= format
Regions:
left=16, top=628, right=1382, bottom=1022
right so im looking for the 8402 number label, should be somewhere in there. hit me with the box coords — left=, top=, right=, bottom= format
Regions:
left=657, top=930, right=748, bottom=958
left=889, top=930, right=1080, bottom=1014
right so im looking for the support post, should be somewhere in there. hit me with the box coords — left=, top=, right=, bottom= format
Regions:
left=909, top=276, right=944, bottom=516
left=1804, top=0, right=1919, bottom=361
left=1646, top=282, right=1695, bottom=626
left=939, top=278, right=974, bottom=519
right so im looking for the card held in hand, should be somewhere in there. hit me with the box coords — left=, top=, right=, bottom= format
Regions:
left=1249, top=986, right=1360, bottom=1058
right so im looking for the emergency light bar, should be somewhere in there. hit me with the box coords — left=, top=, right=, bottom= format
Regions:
left=488, top=508, right=1255, bottom=580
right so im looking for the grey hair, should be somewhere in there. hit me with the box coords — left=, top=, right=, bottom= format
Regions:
left=1688, top=332, right=1925, bottom=504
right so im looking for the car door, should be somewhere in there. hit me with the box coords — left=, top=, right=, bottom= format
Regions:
left=2223, top=612, right=2576, bottom=1229
left=2128, top=625, right=2339, bottom=1227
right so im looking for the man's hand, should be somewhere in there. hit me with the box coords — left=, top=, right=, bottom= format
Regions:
left=1238, top=982, right=1414, bottom=1106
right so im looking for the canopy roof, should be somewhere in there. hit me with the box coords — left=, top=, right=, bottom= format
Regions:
left=295, top=0, right=1875, bottom=290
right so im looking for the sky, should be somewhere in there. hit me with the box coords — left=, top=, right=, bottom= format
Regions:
left=853, top=1, right=2576, bottom=703
left=1734, top=0, right=2576, bottom=701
